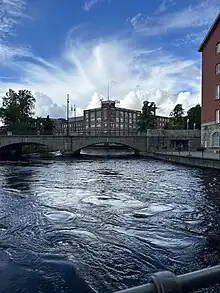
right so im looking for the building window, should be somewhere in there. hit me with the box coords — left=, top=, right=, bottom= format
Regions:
left=216, top=109, right=220, bottom=123
left=96, top=111, right=101, bottom=118
left=216, top=42, right=220, bottom=54
left=103, top=109, right=107, bottom=120
left=216, top=63, right=220, bottom=75
left=216, top=84, right=220, bottom=99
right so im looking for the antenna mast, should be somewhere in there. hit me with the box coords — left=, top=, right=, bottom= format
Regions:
left=107, top=83, right=110, bottom=101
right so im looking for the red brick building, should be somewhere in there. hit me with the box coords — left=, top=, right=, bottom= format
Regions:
left=198, top=13, right=220, bottom=148
left=53, top=100, right=171, bottom=135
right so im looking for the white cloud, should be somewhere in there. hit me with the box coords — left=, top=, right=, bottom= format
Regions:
left=83, top=0, right=111, bottom=11
left=0, top=43, right=30, bottom=63
left=0, top=0, right=29, bottom=62
left=129, top=0, right=220, bottom=36
left=173, top=29, right=208, bottom=47
left=0, top=0, right=26, bottom=38
left=34, top=93, right=67, bottom=118
left=0, top=24, right=201, bottom=118
left=155, top=0, right=176, bottom=14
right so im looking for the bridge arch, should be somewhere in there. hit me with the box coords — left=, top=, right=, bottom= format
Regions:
left=0, top=136, right=61, bottom=154
left=72, top=141, right=140, bottom=155
left=0, top=142, right=51, bottom=158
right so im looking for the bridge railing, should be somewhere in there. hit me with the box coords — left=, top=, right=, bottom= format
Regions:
left=0, top=131, right=145, bottom=137
left=114, top=265, right=220, bottom=293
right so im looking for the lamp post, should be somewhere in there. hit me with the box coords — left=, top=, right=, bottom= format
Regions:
left=74, top=104, right=76, bottom=134
left=187, top=118, right=189, bottom=130
left=66, top=94, right=70, bottom=137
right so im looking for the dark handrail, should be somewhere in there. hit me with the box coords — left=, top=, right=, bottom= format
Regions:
left=115, top=265, right=220, bottom=293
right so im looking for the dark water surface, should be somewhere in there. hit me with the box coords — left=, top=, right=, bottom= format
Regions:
left=0, top=158, right=220, bottom=293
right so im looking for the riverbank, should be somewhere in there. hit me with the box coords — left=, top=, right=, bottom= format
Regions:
left=145, top=151, right=220, bottom=170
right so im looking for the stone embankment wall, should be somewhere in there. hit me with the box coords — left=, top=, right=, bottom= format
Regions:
left=146, top=152, right=220, bottom=170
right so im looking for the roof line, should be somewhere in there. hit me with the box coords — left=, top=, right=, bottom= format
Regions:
left=198, top=13, right=220, bottom=52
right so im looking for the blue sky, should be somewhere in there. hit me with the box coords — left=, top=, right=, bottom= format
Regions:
left=0, top=0, right=219, bottom=117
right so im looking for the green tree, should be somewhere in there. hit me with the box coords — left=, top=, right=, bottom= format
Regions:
left=139, top=101, right=157, bottom=131
left=0, top=89, right=36, bottom=133
left=186, top=104, right=201, bottom=129
left=170, top=104, right=185, bottom=129
left=42, top=115, right=54, bottom=135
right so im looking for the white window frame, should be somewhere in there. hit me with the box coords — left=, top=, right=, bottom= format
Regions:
left=216, top=84, right=220, bottom=100
left=216, top=63, right=220, bottom=75
left=215, top=109, right=220, bottom=123
left=216, top=42, right=220, bottom=54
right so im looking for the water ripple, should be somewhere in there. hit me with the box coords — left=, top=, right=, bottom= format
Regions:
left=0, top=159, right=220, bottom=292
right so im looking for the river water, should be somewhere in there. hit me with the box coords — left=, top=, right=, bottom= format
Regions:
left=0, top=158, right=220, bottom=293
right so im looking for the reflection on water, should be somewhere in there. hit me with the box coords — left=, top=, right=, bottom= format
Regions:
left=0, top=159, right=220, bottom=292
left=2, top=167, right=36, bottom=192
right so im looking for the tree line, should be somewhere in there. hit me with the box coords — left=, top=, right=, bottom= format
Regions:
left=0, top=89, right=54, bottom=135
left=139, top=101, right=201, bottom=131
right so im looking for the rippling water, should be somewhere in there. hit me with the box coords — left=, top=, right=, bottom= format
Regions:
left=0, top=158, right=220, bottom=293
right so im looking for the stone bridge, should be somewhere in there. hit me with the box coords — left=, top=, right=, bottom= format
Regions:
left=0, top=135, right=148, bottom=155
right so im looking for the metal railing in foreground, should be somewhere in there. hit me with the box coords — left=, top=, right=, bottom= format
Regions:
left=115, top=265, right=220, bottom=293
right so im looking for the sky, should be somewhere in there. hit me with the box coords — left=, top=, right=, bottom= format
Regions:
left=0, top=0, right=219, bottom=118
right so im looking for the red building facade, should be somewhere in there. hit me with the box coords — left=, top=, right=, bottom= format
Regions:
left=198, top=13, right=220, bottom=148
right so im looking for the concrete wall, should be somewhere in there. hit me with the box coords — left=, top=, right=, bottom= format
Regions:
left=145, top=129, right=201, bottom=152
left=145, top=129, right=201, bottom=137
left=146, top=152, right=220, bottom=170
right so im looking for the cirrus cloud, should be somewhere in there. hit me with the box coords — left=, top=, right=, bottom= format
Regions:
left=0, top=27, right=201, bottom=118
left=0, top=0, right=202, bottom=118
left=128, top=0, right=220, bottom=36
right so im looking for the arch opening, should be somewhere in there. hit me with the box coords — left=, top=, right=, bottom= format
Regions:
left=74, top=142, right=140, bottom=157
left=0, top=142, right=52, bottom=160
left=211, top=132, right=220, bottom=148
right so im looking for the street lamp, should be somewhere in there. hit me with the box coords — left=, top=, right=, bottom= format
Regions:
left=66, top=94, right=70, bottom=137
left=187, top=118, right=189, bottom=130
